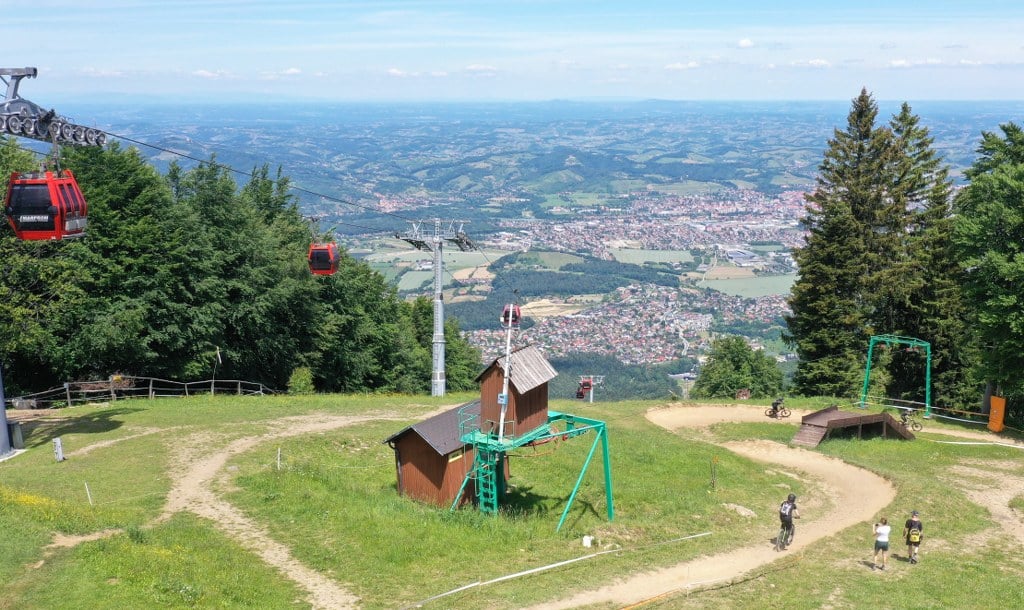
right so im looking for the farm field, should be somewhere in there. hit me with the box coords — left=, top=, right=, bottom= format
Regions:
left=610, top=248, right=694, bottom=265
left=2, top=394, right=1022, bottom=609
left=701, top=274, right=797, bottom=297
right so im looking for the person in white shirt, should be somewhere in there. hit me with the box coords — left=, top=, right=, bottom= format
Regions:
left=873, top=517, right=892, bottom=571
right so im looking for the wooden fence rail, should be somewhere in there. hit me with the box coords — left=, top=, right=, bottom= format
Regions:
left=5, top=375, right=274, bottom=409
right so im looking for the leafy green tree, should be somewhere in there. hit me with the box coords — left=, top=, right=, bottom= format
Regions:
left=312, top=254, right=427, bottom=393
left=406, top=296, right=482, bottom=392
left=442, top=317, right=482, bottom=391
left=953, top=122, right=1024, bottom=408
left=0, top=137, right=69, bottom=393
left=54, top=145, right=225, bottom=381
left=691, top=335, right=782, bottom=399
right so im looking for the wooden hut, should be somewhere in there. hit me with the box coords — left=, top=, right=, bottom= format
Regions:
left=384, top=344, right=558, bottom=509
left=476, top=344, right=557, bottom=439
left=384, top=401, right=480, bottom=508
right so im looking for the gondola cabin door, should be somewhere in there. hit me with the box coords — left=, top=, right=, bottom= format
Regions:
left=4, top=170, right=87, bottom=241
left=308, top=242, right=340, bottom=276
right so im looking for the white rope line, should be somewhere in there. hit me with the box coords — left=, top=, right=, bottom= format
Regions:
left=406, top=531, right=713, bottom=608
left=922, top=439, right=1024, bottom=450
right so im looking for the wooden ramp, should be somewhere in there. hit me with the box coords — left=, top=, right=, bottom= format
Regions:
left=792, top=405, right=914, bottom=448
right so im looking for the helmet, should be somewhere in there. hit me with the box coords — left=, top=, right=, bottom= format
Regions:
left=787, top=493, right=796, bottom=502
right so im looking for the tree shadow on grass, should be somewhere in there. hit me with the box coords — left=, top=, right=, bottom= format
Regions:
left=503, top=484, right=602, bottom=530
left=15, top=407, right=145, bottom=448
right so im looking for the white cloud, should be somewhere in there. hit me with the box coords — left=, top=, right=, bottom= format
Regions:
left=738, top=38, right=754, bottom=49
left=888, top=58, right=949, bottom=69
left=464, top=64, right=498, bottom=76
left=791, top=59, right=831, bottom=69
left=282, top=67, right=301, bottom=76
left=387, top=68, right=409, bottom=77
left=192, top=69, right=229, bottom=79
left=80, top=67, right=126, bottom=78
left=665, top=61, right=699, bottom=71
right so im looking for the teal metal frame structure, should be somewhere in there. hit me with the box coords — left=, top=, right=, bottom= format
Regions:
left=858, top=334, right=932, bottom=417
left=451, top=407, right=614, bottom=531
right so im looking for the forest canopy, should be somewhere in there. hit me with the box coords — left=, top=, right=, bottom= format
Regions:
left=0, top=138, right=479, bottom=395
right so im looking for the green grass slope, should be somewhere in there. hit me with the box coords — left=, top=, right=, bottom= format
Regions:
left=1, top=394, right=1021, bottom=609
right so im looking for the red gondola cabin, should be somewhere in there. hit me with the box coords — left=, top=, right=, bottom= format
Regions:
left=308, top=242, right=340, bottom=275
left=501, top=304, right=522, bottom=327
left=4, top=170, right=87, bottom=240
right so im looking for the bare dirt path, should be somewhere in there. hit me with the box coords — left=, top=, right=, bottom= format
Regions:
left=46, top=407, right=442, bottom=610
left=155, top=413, right=391, bottom=610
left=531, top=405, right=896, bottom=609
left=534, top=404, right=1024, bottom=609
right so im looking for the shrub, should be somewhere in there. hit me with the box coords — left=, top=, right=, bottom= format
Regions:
left=287, top=367, right=315, bottom=395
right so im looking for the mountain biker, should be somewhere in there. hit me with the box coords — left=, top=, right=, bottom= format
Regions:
left=771, top=397, right=784, bottom=417
left=778, top=493, right=800, bottom=548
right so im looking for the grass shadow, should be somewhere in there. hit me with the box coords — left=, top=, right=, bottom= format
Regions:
left=17, top=407, right=145, bottom=448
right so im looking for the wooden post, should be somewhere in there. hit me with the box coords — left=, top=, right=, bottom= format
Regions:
left=109, top=376, right=116, bottom=401
left=65, top=383, right=72, bottom=406
left=149, top=378, right=154, bottom=399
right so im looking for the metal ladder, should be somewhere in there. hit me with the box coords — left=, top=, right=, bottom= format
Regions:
left=474, top=448, right=499, bottom=514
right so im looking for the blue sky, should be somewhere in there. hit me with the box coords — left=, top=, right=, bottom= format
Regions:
left=7, top=1, right=1024, bottom=103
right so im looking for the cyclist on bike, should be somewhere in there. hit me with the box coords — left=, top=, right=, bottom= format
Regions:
left=899, top=408, right=912, bottom=426
left=771, top=397, right=784, bottom=417
left=779, top=493, right=800, bottom=548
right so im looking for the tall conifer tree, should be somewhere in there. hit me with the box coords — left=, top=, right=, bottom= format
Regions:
left=786, top=89, right=886, bottom=396
left=884, top=104, right=975, bottom=407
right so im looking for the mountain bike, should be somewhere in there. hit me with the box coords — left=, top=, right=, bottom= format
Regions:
left=899, top=410, right=923, bottom=432
left=766, top=398, right=790, bottom=418
left=775, top=521, right=795, bottom=551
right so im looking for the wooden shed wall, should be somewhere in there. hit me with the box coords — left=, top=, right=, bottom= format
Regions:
left=479, top=367, right=549, bottom=438
left=394, top=433, right=474, bottom=507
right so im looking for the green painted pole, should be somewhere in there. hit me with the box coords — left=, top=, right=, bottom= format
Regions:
left=557, top=428, right=602, bottom=532
left=859, top=337, right=877, bottom=409
left=600, top=425, right=614, bottom=522
left=925, top=343, right=932, bottom=418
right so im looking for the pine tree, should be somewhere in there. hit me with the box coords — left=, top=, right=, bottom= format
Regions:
left=786, top=89, right=885, bottom=397
left=885, top=105, right=976, bottom=408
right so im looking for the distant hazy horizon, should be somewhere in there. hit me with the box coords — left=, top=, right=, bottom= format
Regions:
left=7, top=2, right=1024, bottom=104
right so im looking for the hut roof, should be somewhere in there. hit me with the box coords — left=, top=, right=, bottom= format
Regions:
left=475, top=344, right=557, bottom=393
left=384, top=400, right=480, bottom=456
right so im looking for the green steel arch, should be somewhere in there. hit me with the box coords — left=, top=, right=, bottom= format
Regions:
left=858, top=334, right=932, bottom=417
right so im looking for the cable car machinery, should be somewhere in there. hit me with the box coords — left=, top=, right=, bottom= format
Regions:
left=1, top=67, right=108, bottom=456
left=1, top=67, right=106, bottom=241
left=576, top=375, right=604, bottom=401
left=396, top=219, right=476, bottom=397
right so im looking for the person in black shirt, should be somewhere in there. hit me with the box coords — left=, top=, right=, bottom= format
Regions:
left=904, top=510, right=923, bottom=564
left=778, top=493, right=800, bottom=547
